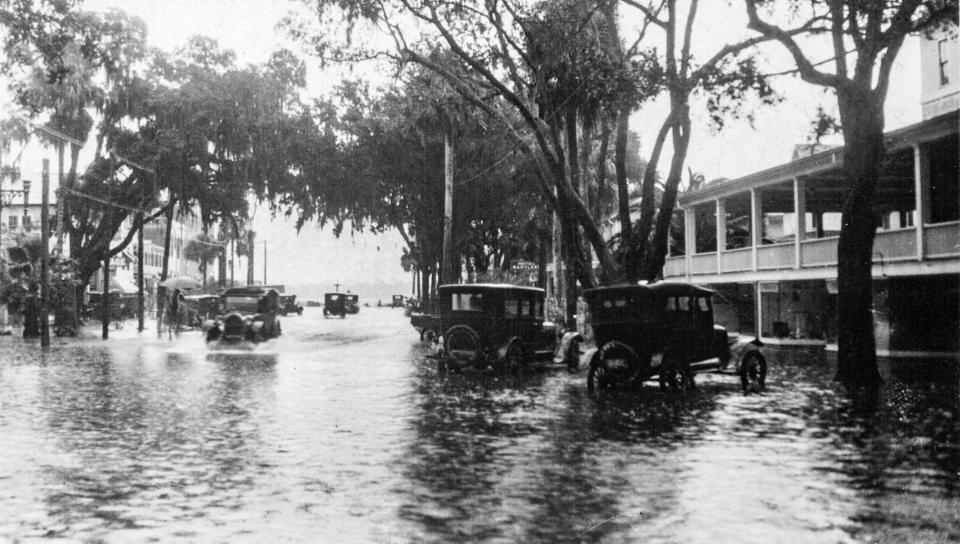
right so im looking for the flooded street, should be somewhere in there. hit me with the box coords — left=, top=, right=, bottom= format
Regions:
left=1, top=308, right=957, bottom=543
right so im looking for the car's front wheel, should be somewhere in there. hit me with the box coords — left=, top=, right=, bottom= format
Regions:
left=740, top=351, right=767, bottom=393
left=565, top=338, right=582, bottom=373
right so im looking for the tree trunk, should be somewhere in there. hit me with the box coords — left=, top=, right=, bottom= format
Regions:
left=834, top=87, right=884, bottom=390
left=615, top=105, right=635, bottom=282
left=642, top=111, right=692, bottom=282
left=157, top=199, right=175, bottom=332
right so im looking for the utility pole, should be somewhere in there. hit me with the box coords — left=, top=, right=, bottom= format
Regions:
left=441, top=123, right=454, bottom=285
left=262, top=240, right=267, bottom=285
left=39, top=160, right=50, bottom=347
left=102, top=231, right=110, bottom=340
left=137, top=212, right=144, bottom=332
left=247, top=230, right=255, bottom=286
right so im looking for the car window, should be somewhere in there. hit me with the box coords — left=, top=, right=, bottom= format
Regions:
left=505, top=295, right=520, bottom=318
left=532, top=298, right=542, bottom=318
left=694, top=296, right=710, bottom=312
left=452, top=292, right=483, bottom=311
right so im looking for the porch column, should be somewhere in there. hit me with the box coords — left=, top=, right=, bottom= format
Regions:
left=684, top=207, right=695, bottom=280
left=793, top=178, right=806, bottom=269
left=715, top=198, right=725, bottom=274
left=750, top=188, right=760, bottom=271
left=913, top=143, right=931, bottom=260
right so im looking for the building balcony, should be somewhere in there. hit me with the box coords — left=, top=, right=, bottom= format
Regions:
left=665, top=220, right=960, bottom=279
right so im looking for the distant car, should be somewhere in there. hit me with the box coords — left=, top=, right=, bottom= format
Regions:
left=202, top=286, right=282, bottom=344
left=279, top=295, right=303, bottom=316
left=436, top=284, right=574, bottom=373
left=344, top=293, right=359, bottom=314
left=582, top=282, right=766, bottom=393
left=305, top=300, right=322, bottom=307
left=323, top=292, right=346, bottom=318
left=391, top=295, right=405, bottom=308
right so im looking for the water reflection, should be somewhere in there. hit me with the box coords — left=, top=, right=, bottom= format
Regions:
left=31, top=344, right=276, bottom=539
left=1, top=312, right=957, bottom=543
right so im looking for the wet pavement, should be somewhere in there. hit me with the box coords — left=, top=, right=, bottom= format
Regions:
left=0, top=308, right=957, bottom=543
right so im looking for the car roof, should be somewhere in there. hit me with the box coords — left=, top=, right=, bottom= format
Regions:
left=437, top=283, right=545, bottom=294
left=584, top=281, right=714, bottom=298
left=222, top=286, right=278, bottom=296
left=183, top=294, right=219, bottom=300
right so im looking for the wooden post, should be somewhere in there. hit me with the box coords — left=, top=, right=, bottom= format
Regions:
left=247, top=230, right=255, bottom=286
left=39, top=160, right=50, bottom=347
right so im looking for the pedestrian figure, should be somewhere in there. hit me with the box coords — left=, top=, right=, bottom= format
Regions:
left=164, top=288, right=187, bottom=338
left=22, top=283, right=41, bottom=338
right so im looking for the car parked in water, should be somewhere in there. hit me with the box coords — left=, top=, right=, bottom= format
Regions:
left=202, top=286, right=282, bottom=344
left=183, top=294, right=220, bottom=328
left=436, top=284, right=578, bottom=373
left=323, top=292, right=346, bottom=318
left=279, top=295, right=303, bottom=316
left=343, top=293, right=359, bottom=314
left=581, top=282, right=766, bottom=393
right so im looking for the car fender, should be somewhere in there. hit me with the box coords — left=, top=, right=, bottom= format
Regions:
left=497, top=337, right=524, bottom=361
left=729, top=336, right=764, bottom=367
left=583, top=346, right=601, bottom=368
left=201, top=319, right=218, bottom=332
left=250, top=321, right=265, bottom=334
left=553, top=331, right=584, bottom=364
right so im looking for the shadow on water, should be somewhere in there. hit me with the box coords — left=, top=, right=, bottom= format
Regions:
left=32, top=343, right=278, bottom=536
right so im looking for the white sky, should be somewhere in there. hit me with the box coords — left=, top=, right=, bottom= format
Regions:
left=6, top=0, right=925, bottom=287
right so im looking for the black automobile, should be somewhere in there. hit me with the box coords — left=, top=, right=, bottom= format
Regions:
left=437, top=283, right=571, bottom=373
left=183, top=294, right=220, bottom=328
left=323, top=292, right=346, bottom=318
left=279, top=295, right=303, bottom=316
left=202, top=286, right=282, bottom=344
left=344, top=293, right=359, bottom=314
left=582, top=282, right=766, bottom=392
left=391, top=295, right=405, bottom=308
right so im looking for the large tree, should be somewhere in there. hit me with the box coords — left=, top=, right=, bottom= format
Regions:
left=743, top=0, right=958, bottom=392
left=1, top=3, right=318, bottom=292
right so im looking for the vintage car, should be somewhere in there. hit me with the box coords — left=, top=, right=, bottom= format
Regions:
left=344, top=293, right=359, bottom=314
left=279, top=295, right=304, bottom=316
left=436, top=283, right=576, bottom=373
left=323, top=292, right=347, bottom=318
left=183, top=294, right=220, bottom=328
left=391, top=295, right=405, bottom=308
left=202, top=286, right=282, bottom=344
left=582, top=282, right=766, bottom=393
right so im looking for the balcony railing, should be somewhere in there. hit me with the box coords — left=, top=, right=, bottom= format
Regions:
left=757, top=242, right=793, bottom=270
left=664, top=221, right=959, bottom=278
left=874, top=228, right=916, bottom=261
left=801, top=236, right=837, bottom=266
left=925, top=221, right=960, bottom=257
left=720, top=246, right=752, bottom=272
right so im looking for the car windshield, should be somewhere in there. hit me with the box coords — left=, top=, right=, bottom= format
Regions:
left=224, top=295, right=260, bottom=313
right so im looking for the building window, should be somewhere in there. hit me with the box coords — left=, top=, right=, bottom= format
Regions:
left=22, top=215, right=32, bottom=231
left=938, top=39, right=950, bottom=86
left=8, top=215, right=18, bottom=229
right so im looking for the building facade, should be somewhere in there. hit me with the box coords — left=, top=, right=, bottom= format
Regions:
left=663, top=27, right=959, bottom=358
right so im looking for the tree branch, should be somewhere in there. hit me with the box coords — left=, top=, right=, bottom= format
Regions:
left=744, top=0, right=845, bottom=89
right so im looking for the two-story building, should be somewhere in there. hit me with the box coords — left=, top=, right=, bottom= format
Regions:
left=663, top=26, right=959, bottom=359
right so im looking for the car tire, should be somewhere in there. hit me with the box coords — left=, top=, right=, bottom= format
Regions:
left=740, top=351, right=767, bottom=393
left=444, top=325, right=482, bottom=369
left=500, top=342, right=523, bottom=374
left=565, top=338, right=581, bottom=373
left=588, top=342, right=640, bottom=391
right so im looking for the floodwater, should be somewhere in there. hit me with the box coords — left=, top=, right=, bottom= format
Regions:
left=0, top=308, right=957, bottom=543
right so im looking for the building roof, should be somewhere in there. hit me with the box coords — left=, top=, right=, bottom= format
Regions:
left=680, top=111, right=959, bottom=207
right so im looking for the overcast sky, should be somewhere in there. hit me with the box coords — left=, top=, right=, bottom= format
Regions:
left=8, top=0, right=925, bottom=287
